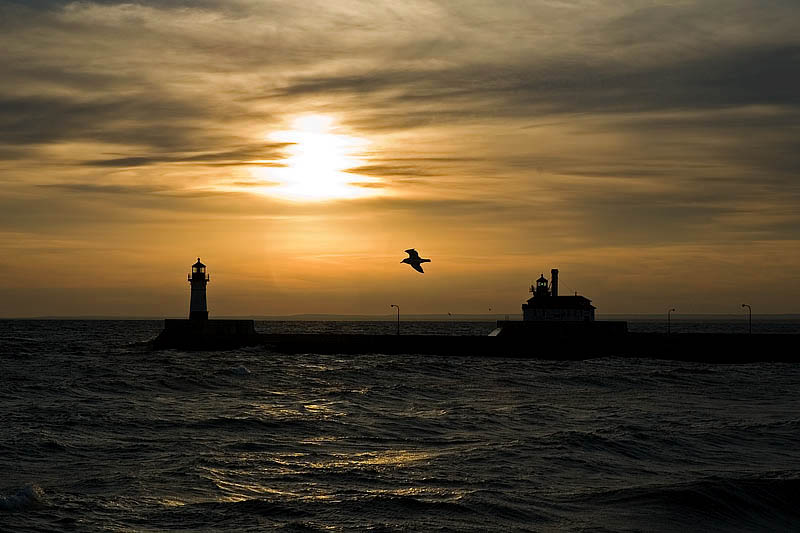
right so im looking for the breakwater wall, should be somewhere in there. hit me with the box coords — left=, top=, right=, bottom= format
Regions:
left=153, top=319, right=260, bottom=350
left=258, top=333, right=796, bottom=363
left=151, top=319, right=797, bottom=362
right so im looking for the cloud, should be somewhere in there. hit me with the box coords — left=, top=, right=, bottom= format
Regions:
left=37, top=182, right=165, bottom=194
left=2, top=0, right=800, bottom=313
left=82, top=144, right=291, bottom=167
left=273, top=43, right=800, bottom=120
left=0, top=94, right=209, bottom=149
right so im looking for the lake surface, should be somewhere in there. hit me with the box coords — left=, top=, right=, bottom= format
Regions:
left=2, top=319, right=800, bottom=531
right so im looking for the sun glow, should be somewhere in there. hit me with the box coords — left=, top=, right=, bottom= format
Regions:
left=252, top=114, right=380, bottom=201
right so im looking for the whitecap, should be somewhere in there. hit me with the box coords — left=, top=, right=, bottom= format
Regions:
left=0, top=484, right=45, bottom=511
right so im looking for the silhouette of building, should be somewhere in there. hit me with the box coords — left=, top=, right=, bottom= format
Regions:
left=188, top=258, right=209, bottom=320
left=522, top=268, right=595, bottom=321
left=489, top=267, right=622, bottom=337
left=154, top=258, right=258, bottom=349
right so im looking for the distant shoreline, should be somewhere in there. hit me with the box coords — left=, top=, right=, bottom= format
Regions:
left=3, top=314, right=800, bottom=321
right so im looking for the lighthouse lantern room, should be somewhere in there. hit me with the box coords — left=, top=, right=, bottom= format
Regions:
left=188, top=258, right=210, bottom=320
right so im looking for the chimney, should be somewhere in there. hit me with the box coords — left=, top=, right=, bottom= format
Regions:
left=551, top=268, right=559, bottom=297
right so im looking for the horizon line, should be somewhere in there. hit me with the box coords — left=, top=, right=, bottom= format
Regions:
left=2, top=313, right=798, bottom=320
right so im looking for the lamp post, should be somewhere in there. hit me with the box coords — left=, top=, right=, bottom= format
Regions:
left=668, top=308, right=676, bottom=335
left=390, top=304, right=400, bottom=335
left=741, top=303, right=752, bottom=334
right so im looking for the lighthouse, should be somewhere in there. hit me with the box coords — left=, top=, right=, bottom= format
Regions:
left=188, top=258, right=209, bottom=320
left=154, top=258, right=257, bottom=349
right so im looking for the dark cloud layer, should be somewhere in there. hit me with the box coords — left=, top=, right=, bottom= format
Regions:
left=82, top=144, right=291, bottom=168
left=276, top=44, right=800, bottom=117
left=0, top=95, right=202, bottom=147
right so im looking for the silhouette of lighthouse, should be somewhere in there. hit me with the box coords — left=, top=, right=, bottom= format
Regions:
left=188, top=258, right=209, bottom=320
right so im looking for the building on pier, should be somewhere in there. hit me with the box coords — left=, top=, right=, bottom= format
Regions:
left=522, top=268, right=595, bottom=322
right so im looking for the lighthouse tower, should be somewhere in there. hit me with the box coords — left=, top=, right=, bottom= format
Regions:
left=188, top=258, right=209, bottom=320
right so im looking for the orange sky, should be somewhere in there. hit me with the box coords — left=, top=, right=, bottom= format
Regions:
left=1, top=1, right=799, bottom=317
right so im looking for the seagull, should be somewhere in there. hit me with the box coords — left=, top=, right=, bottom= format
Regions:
left=402, top=248, right=431, bottom=273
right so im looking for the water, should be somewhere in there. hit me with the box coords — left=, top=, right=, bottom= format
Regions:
left=2, top=320, right=800, bottom=531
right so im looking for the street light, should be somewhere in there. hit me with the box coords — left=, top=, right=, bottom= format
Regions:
left=741, top=303, right=752, bottom=334
left=390, top=304, right=400, bottom=335
left=668, top=308, right=676, bottom=335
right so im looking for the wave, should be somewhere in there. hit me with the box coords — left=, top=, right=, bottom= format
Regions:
left=0, top=484, right=45, bottom=511
left=580, top=475, right=800, bottom=529
left=229, top=365, right=251, bottom=376
left=189, top=497, right=309, bottom=519
left=0, top=336, right=43, bottom=344
left=182, top=491, right=538, bottom=526
left=334, top=492, right=548, bottom=525
left=274, top=522, right=328, bottom=532
left=191, top=416, right=329, bottom=433
left=350, top=493, right=476, bottom=515
left=545, top=430, right=657, bottom=461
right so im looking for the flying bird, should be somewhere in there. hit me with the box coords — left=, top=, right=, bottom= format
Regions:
left=402, top=248, right=431, bottom=273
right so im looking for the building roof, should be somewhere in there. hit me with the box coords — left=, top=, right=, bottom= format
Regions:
left=193, top=258, right=206, bottom=268
left=523, top=295, right=595, bottom=310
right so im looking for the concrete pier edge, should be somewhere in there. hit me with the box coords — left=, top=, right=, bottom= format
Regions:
left=151, top=320, right=798, bottom=363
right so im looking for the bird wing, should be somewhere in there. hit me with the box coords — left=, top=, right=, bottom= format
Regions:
left=411, top=262, right=425, bottom=273
left=405, top=248, right=420, bottom=259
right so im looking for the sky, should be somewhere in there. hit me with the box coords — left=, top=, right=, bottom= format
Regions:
left=1, top=0, right=799, bottom=317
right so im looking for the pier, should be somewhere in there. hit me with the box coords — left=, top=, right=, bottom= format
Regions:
left=151, top=328, right=797, bottom=363
left=151, top=260, right=797, bottom=362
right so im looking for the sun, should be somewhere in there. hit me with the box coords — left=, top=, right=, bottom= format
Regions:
left=250, top=114, right=380, bottom=201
